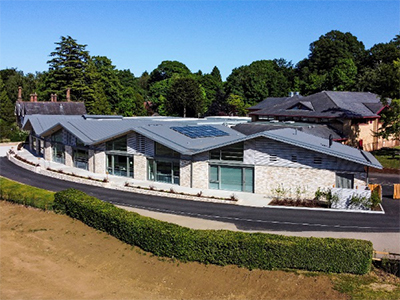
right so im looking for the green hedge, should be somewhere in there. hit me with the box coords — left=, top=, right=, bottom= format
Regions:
left=0, top=177, right=54, bottom=210
left=54, top=188, right=373, bottom=274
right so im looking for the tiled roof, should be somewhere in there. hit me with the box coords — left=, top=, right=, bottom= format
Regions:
left=15, top=101, right=87, bottom=116
left=248, top=91, right=385, bottom=119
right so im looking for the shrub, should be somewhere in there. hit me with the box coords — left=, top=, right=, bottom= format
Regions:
left=54, top=188, right=373, bottom=274
left=370, top=189, right=381, bottom=209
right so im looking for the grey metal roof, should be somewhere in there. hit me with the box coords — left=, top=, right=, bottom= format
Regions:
left=232, top=122, right=344, bottom=140
left=249, top=91, right=385, bottom=119
left=251, top=128, right=382, bottom=169
left=24, top=115, right=246, bottom=155
left=23, top=115, right=381, bottom=169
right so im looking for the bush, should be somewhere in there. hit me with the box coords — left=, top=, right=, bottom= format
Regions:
left=54, top=188, right=373, bottom=274
left=0, top=177, right=55, bottom=210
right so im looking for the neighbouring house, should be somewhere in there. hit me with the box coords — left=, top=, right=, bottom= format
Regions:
left=248, top=91, right=399, bottom=151
left=14, top=87, right=87, bottom=128
left=22, top=114, right=381, bottom=199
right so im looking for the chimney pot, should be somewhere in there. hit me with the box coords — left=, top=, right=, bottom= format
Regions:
left=54, top=94, right=57, bottom=102
left=66, top=88, right=71, bottom=102
left=50, top=94, right=54, bottom=102
left=30, top=94, right=34, bottom=102
left=18, top=86, right=22, bottom=101
left=289, top=91, right=294, bottom=97
left=33, top=92, right=38, bottom=102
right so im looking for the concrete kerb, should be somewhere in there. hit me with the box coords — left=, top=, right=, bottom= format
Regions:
left=5, top=147, right=385, bottom=213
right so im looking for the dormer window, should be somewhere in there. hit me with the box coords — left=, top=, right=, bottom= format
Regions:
left=287, top=101, right=314, bottom=111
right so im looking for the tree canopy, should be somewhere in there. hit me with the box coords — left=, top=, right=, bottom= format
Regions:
left=2, top=31, right=399, bottom=139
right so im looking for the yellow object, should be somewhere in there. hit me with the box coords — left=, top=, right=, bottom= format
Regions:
left=394, top=184, right=400, bottom=200
left=368, top=184, right=382, bottom=200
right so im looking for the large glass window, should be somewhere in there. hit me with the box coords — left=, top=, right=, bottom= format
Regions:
left=52, top=143, right=65, bottom=164
left=148, top=159, right=180, bottom=185
left=106, top=136, right=127, bottom=152
left=107, top=154, right=133, bottom=177
left=209, top=165, right=253, bottom=192
left=73, top=149, right=88, bottom=170
left=336, top=173, right=354, bottom=189
left=210, top=143, right=244, bottom=161
left=155, top=143, right=180, bottom=158
left=51, top=130, right=65, bottom=164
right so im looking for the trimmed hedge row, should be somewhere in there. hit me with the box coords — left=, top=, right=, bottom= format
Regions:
left=0, top=177, right=54, bottom=210
left=54, top=188, right=373, bottom=274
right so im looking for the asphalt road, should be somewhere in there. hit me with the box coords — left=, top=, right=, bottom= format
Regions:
left=1, top=157, right=399, bottom=233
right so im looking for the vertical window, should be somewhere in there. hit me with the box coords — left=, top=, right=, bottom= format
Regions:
left=73, top=149, right=88, bottom=170
left=107, top=154, right=133, bottom=177
left=147, top=159, right=180, bottom=185
left=336, top=173, right=354, bottom=189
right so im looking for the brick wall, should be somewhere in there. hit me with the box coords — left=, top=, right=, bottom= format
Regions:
left=254, top=165, right=366, bottom=199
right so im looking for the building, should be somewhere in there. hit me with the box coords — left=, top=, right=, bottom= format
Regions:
left=248, top=91, right=399, bottom=151
left=22, top=114, right=381, bottom=199
left=14, top=87, right=87, bottom=128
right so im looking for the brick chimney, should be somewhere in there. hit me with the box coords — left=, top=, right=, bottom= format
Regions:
left=30, top=94, right=34, bottom=102
left=54, top=93, right=57, bottom=102
left=66, top=88, right=71, bottom=102
left=33, top=93, right=38, bottom=102
left=18, top=86, right=22, bottom=101
left=50, top=94, right=54, bottom=102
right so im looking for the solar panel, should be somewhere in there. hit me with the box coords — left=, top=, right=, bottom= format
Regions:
left=171, top=125, right=229, bottom=139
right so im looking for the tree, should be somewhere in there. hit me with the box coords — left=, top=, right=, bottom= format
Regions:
left=149, top=61, right=191, bottom=84
left=0, top=77, right=14, bottom=125
left=329, top=58, right=358, bottom=91
left=165, top=77, right=205, bottom=117
left=297, top=30, right=366, bottom=93
left=117, top=87, right=141, bottom=116
left=91, top=56, right=123, bottom=111
left=376, top=99, right=400, bottom=140
left=210, top=66, right=222, bottom=82
left=225, top=60, right=292, bottom=105
left=45, top=35, right=94, bottom=102
left=226, top=94, right=247, bottom=116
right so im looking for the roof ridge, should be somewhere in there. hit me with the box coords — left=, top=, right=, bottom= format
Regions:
left=322, top=91, right=339, bottom=108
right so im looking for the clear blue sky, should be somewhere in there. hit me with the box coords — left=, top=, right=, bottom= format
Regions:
left=1, top=1, right=399, bottom=80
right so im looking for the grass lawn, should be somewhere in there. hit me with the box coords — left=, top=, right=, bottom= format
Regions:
left=371, top=147, right=400, bottom=170
left=0, top=176, right=54, bottom=209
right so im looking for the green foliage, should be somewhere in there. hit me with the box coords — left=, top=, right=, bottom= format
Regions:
left=165, top=77, right=206, bottom=117
left=349, top=194, right=371, bottom=209
left=149, top=60, right=191, bottom=85
left=370, top=190, right=381, bottom=209
left=371, top=147, right=400, bottom=169
left=314, top=188, right=339, bottom=207
left=225, top=94, right=248, bottom=116
left=376, top=98, right=400, bottom=140
left=225, top=60, right=293, bottom=105
left=45, top=35, right=94, bottom=102
left=0, top=77, right=15, bottom=125
left=54, top=188, right=373, bottom=274
left=0, top=177, right=55, bottom=210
